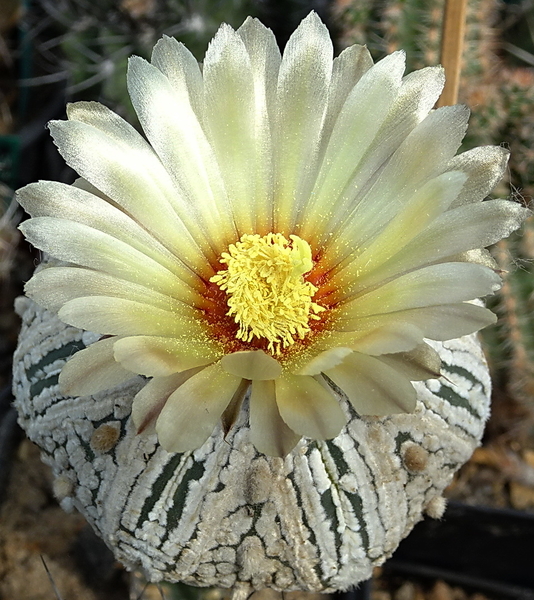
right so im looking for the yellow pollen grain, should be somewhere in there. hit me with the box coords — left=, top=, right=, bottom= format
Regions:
left=210, top=233, right=325, bottom=354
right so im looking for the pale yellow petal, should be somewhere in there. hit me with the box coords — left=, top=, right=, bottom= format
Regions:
left=340, top=263, right=501, bottom=318
left=59, top=337, right=134, bottom=397
left=58, top=296, right=205, bottom=337
left=275, top=373, right=347, bottom=440
left=17, top=181, right=202, bottom=291
left=19, top=218, right=205, bottom=307
left=24, top=267, right=199, bottom=315
left=155, top=362, right=241, bottom=453
left=204, top=23, right=268, bottom=235
left=250, top=380, right=301, bottom=456
left=330, top=171, right=467, bottom=290
left=221, top=350, right=281, bottom=380
left=126, top=57, right=238, bottom=253
left=324, top=105, right=470, bottom=259
left=50, top=108, right=212, bottom=273
left=312, top=66, right=444, bottom=251
left=344, top=200, right=529, bottom=293
left=113, top=335, right=220, bottom=377
left=273, top=12, right=333, bottom=232
left=299, top=51, right=405, bottom=242
left=297, top=347, right=353, bottom=376
left=329, top=303, right=496, bottom=352
left=449, top=146, right=509, bottom=207
left=150, top=35, right=204, bottom=120
left=335, top=322, right=424, bottom=355
left=236, top=17, right=280, bottom=232
left=325, top=352, right=417, bottom=415
left=131, top=369, right=202, bottom=434
left=322, top=43, right=373, bottom=139
left=379, top=343, right=441, bottom=381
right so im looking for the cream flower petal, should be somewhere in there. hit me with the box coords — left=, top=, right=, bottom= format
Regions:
left=221, top=350, right=281, bottom=380
left=379, top=343, right=441, bottom=381
left=203, top=23, right=272, bottom=236
left=334, top=322, right=425, bottom=355
left=273, top=12, right=333, bottom=232
left=391, top=66, right=445, bottom=126
left=454, top=248, right=498, bottom=270
left=349, top=200, right=529, bottom=293
left=378, top=104, right=470, bottom=187
left=449, top=146, right=510, bottom=207
left=297, top=347, right=353, bottom=376
left=250, top=380, right=301, bottom=457
left=341, top=262, right=501, bottom=319
left=322, top=43, right=373, bottom=138
left=17, top=180, right=201, bottom=287
left=150, top=35, right=204, bottom=122
left=402, top=303, right=497, bottom=340
left=59, top=337, right=135, bottom=397
left=236, top=18, right=280, bottom=233
left=326, top=105, right=470, bottom=259
left=113, top=336, right=220, bottom=377
left=331, top=170, right=467, bottom=291
left=421, top=200, right=531, bottom=258
left=325, top=352, right=417, bottom=415
left=155, top=362, right=241, bottom=453
left=126, top=57, right=237, bottom=253
left=132, top=369, right=202, bottom=434
left=24, top=267, right=196, bottom=315
left=303, top=65, right=445, bottom=248
left=58, top=297, right=205, bottom=337
left=50, top=108, right=211, bottom=273
left=237, top=18, right=281, bottom=109
left=275, top=374, right=347, bottom=439
left=300, top=51, right=406, bottom=241
left=331, top=303, right=496, bottom=351
left=20, top=218, right=204, bottom=307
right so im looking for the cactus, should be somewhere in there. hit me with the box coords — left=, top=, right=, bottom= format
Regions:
left=0, top=187, right=19, bottom=282
left=26, top=0, right=260, bottom=121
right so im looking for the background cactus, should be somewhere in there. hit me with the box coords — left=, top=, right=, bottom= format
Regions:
left=24, top=0, right=262, bottom=122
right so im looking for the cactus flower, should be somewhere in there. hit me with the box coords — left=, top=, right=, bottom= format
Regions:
left=17, top=13, right=528, bottom=457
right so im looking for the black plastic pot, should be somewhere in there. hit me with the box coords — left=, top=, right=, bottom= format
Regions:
left=384, top=500, right=534, bottom=599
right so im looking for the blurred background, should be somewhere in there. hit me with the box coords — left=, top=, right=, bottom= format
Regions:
left=1, top=1, right=534, bottom=599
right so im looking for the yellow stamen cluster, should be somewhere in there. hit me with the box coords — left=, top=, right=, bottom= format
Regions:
left=211, top=233, right=325, bottom=354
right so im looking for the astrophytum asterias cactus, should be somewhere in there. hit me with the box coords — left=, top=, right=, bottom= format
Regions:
left=13, top=12, right=528, bottom=594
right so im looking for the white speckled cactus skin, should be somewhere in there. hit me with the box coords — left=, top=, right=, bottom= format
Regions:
left=12, top=296, right=490, bottom=592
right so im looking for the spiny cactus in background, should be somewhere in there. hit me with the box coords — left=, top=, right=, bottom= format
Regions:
left=333, top=0, right=442, bottom=70
left=0, top=188, right=19, bottom=281
left=26, top=0, right=260, bottom=121
left=488, top=230, right=534, bottom=411
left=334, top=0, right=534, bottom=416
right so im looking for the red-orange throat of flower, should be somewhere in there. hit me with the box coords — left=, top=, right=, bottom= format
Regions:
left=201, top=232, right=335, bottom=360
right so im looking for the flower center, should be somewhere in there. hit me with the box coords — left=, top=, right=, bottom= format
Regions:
left=210, top=233, right=325, bottom=354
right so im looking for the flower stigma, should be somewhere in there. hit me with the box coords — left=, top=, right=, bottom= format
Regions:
left=210, top=233, right=325, bottom=354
